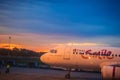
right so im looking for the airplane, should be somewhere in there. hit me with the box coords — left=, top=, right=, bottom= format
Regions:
left=40, top=45, right=120, bottom=80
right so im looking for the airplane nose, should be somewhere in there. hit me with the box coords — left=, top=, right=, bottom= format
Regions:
left=40, top=54, right=46, bottom=63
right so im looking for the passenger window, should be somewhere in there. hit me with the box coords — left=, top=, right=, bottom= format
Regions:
left=50, top=49, right=57, bottom=53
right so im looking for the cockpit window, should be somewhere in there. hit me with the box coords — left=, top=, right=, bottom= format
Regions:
left=50, top=49, right=57, bottom=53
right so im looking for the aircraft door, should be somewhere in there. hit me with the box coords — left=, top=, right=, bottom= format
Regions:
left=63, top=46, right=71, bottom=60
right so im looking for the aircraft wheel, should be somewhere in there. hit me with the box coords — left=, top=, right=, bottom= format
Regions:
left=65, top=74, right=70, bottom=79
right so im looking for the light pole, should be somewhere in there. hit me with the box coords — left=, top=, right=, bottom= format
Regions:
left=8, top=36, right=11, bottom=56
left=9, top=36, right=11, bottom=49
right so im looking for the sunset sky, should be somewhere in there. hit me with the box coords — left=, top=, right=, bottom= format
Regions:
left=0, top=0, right=120, bottom=52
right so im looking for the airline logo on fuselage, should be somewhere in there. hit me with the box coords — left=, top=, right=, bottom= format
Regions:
left=73, top=49, right=114, bottom=60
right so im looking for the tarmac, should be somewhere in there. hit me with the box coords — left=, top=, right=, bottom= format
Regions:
left=0, top=67, right=101, bottom=80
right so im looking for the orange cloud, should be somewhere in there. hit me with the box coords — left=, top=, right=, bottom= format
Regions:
left=0, top=43, right=23, bottom=49
left=0, top=33, right=110, bottom=52
left=53, top=42, right=108, bottom=46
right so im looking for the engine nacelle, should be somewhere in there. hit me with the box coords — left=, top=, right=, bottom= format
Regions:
left=101, top=66, right=120, bottom=80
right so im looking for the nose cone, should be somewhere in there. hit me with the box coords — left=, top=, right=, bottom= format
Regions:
left=40, top=54, right=46, bottom=63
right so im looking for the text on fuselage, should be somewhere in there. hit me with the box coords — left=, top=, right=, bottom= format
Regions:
left=73, top=49, right=114, bottom=60
left=73, top=49, right=112, bottom=56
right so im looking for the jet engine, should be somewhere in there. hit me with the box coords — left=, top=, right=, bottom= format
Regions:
left=101, top=65, right=120, bottom=80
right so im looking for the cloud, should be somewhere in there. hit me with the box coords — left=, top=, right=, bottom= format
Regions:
left=53, top=42, right=108, bottom=46
left=0, top=43, right=23, bottom=49
left=0, top=32, right=120, bottom=52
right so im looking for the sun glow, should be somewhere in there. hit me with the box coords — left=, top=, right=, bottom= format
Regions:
left=53, top=42, right=107, bottom=46
left=0, top=43, right=23, bottom=49
left=67, top=42, right=106, bottom=46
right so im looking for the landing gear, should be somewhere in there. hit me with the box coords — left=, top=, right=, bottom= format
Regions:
left=65, top=68, right=71, bottom=79
left=65, top=73, right=70, bottom=79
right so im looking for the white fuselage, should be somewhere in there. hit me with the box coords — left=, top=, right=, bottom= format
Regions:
left=40, top=46, right=120, bottom=71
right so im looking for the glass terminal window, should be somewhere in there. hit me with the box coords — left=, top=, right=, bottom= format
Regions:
left=50, top=49, right=57, bottom=53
